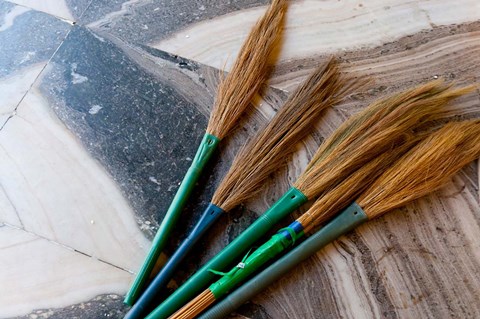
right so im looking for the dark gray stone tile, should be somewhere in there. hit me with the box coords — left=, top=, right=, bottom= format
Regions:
left=0, top=0, right=70, bottom=76
left=37, top=25, right=235, bottom=244
left=0, top=0, right=71, bottom=123
left=81, top=0, right=269, bottom=46
left=36, top=22, right=286, bottom=258
left=13, top=294, right=128, bottom=319
left=0, top=2, right=65, bottom=76
left=65, top=0, right=92, bottom=20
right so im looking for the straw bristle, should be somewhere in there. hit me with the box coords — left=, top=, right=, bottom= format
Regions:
left=300, top=136, right=420, bottom=233
left=206, top=0, right=288, bottom=138
left=357, top=120, right=480, bottom=219
left=212, top=58, right=355, bottom=211
left=169, top=289, right=215, bottom=319
left=293, top=80, right=475, bottom=200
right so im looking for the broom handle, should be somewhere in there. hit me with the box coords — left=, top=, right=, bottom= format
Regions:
left=144, top=187, right=308, bottom=319
left=199, top=202, right=368, bottom=319
left=125, top=133, right=220, bottom=306
left=124, top=203, right=225, bottom=319
left=209, top=221, right=304, bottom=299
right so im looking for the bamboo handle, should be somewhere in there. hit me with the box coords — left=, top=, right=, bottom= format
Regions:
left=144, top=187, right=308, bottom=319
left=125, top=133, right=220, bottom=306
left=199, top=202, right=368, bottom=319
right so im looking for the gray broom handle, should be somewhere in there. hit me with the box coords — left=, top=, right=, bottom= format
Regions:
left=199, top=202, right=368, bottom=319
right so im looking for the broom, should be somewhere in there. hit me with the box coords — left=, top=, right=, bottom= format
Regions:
left=144, top=81, right=474, bottom=319
left=125, top=0, right=288, bottom=306
left=197, top=119, right=480, bottom=319
left=123, top=58, right=353, bottom=319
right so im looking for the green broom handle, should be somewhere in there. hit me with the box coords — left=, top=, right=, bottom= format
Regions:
left=125, top=133, right=220, bottom=306
left=199, top=202, right=368, bottom=319
left=145, top=187, right=308, bottom=319
left=209, top=220, right=305, bottom=298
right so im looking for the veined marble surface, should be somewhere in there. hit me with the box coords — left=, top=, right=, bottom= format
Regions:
left=155, top=0, right=480, bottom=76
left=0, top=1, right=70, bottom=126
left=1, top=0, right=480, bottom=318
left=6, top=0, right=90, bottom=21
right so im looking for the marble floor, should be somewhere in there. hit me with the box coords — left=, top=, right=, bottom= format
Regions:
left=1, top=1, right=480, bottom=318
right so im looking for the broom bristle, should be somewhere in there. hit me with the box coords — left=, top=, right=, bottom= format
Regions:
left=212, top=58, right=359, bottom=211
left=299, top=80, right=447, bottom=173
left=206, top=0, right=288, bottom=139
left=169, top=289, right=215, bottom=319
left=358, top=120, right=480, bottom=219
left=300, top=133, right=421, bottom=233
left=293, top=80, right=476, bottom=200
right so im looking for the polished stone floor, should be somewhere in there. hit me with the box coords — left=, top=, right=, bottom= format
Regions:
left=1, top=1, right=480, bottom=318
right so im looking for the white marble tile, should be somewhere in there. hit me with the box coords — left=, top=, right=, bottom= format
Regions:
left=0, top=86, right=150, bottom=272
left=0, top=63, right=44, bottom=125
left=418, top=0, right=480, bottom=26
left=0, top=184, right=21, bottom=227
left=0, top=224, right=132, bottom=318
left=6, top=0, right=75, bottom=21
left=152, top=0, right=480, bottom=72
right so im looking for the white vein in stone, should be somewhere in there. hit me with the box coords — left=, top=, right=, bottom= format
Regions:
left=0, top=5, right=30, bottom=32
left=6, top=0, right=74, bottom=22
left=152, top=0, right=480, bottom=72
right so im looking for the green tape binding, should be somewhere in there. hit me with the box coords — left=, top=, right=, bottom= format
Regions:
left=209, top=221, right=304, bottom=299
left=199, top=202, right=368, bottom=319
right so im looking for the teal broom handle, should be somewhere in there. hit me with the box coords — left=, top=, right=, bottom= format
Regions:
left=145, top=187, right=308, bottom=319
left=199, top=202, right=368, bottom=319
left=124, top=133, right=220, bottom=306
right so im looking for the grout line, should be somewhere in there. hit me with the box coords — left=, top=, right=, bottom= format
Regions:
left=2, top=222, right=135, bottom=274
left=0, top=183, right=25, bottom=228
left=73, top=249, right=135, bottom=274
left=77, top=0, right=95, bottom=23
left=0, top=24, right=74, bottom=133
